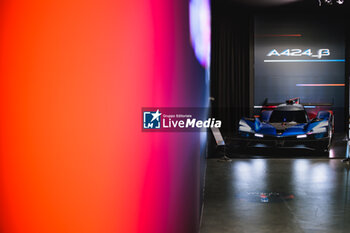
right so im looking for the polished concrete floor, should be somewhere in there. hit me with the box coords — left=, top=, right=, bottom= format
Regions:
left=200, top=157, right=350, bottom=233
left=225, top=134, right=347, bottom=159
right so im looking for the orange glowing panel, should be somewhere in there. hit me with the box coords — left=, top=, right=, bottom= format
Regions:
left=256, top=34, right=302, bottom=37
left=0, top=0, right=205, bottom=233
left=296, top=84, right=345, bottom=87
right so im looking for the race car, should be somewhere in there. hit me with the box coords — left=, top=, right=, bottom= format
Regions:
left=238, top=98, right=334, bottom=153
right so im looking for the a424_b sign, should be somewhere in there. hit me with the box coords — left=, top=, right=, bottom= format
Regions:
left=267, top=49, right=330, bottom=59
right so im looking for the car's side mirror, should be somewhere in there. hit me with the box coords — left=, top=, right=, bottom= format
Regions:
left=261, top=110, right=273, bottom=122
left=317, top=111, right=331, bottom=120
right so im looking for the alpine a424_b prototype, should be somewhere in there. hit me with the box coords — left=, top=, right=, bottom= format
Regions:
left=238, top=98, right=334, bottom=153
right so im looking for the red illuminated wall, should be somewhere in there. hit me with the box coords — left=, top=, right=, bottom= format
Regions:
left=0, top=1, right=207, bottom=233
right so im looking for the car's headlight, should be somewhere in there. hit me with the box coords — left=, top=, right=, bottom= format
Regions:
left=239, top=119, right=255, bottom=133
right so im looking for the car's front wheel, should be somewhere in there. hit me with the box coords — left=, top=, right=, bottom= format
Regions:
left=325, top=126, right=334, bottom=151
left=315, top=138, right=331, bottom=156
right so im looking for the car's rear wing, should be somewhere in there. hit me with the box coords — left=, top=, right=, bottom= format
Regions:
left=254, top=98, right=334, bottom=121
left=255, top=97, right=334, bottom=110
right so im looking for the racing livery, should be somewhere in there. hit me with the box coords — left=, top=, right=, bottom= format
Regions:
left=238, top=98, right=334, bottom=153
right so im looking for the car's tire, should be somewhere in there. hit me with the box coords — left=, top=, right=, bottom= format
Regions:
left=314, top=147, right=328, bottom=156
left=317, top=149, right=329, bottom=157
left=326, top=126, right=333, bottom=151
left=314, top=140, right=330, bottom=156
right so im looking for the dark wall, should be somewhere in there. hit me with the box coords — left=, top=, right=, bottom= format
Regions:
left=210, top=2, right=252, bottom=137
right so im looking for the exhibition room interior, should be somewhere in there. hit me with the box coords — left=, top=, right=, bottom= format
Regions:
left=3, top=0, right=350, bottom=233
left=201, top=0, right=350, bottom=233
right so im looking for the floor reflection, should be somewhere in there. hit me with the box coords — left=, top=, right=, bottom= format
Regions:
left=226, top=133, right=346, bottom=159
left=201, top=159, right=350, bottom=233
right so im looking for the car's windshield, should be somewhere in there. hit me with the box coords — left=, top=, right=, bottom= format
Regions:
left=269, top=110, right=307, bottom=123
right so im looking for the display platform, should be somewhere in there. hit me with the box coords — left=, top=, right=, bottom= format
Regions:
left=222, top=134, right=347, bottom=159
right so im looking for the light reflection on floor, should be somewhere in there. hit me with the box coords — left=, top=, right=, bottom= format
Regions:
left=227, top=133, right=346, bottom=159
left=201, top=158, right=350, bottom=233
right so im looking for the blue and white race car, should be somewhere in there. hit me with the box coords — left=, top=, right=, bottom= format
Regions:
left=238, top=98, right=334, bottom=152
